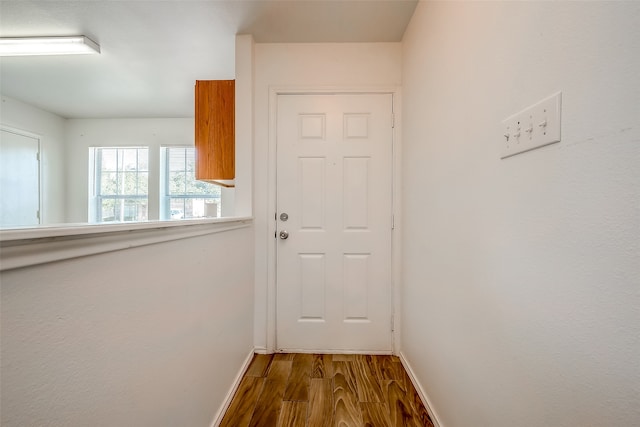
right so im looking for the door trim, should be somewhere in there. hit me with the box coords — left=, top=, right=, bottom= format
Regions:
left=266, top=86, right=403, bottom=354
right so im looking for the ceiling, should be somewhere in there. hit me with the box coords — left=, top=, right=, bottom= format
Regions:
left=0, top=0, right=417, bottom=119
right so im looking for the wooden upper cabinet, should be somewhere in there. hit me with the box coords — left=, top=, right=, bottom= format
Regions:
left=195, top=80, right=235, bottom=186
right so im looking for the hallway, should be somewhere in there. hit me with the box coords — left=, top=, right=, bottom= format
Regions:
left=220, top=353, right=434, bottom=426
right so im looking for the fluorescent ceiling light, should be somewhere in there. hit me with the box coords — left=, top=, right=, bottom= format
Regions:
left=0, top=36, right=100, bottom=56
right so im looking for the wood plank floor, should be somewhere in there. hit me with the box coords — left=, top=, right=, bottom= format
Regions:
left=220, top=353, right=435, bottom=427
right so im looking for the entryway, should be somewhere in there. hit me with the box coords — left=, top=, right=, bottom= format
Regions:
left=275, top=93, right=394, bottom=353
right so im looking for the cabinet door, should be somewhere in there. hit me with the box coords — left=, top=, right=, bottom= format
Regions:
left=195, top=80, right=235, bottom=185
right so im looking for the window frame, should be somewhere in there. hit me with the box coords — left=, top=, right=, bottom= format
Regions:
left=93, top=146, right=150, bottom=223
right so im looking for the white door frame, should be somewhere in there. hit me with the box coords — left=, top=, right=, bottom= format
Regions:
left=265, top=86, right=403, bottom=354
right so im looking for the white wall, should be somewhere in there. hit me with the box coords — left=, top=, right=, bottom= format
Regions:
left=253, top=42, right=402, bottom=350
left=0, top=226, right=255, bottom=427
left=234, top=34, right=254, bottom=218
left=401, top=2, right=639, bottom=427
left=0, top=95, right=66, bottom=224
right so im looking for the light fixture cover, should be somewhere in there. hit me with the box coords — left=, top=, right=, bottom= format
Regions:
left=0, top=36, right=100, bottom=56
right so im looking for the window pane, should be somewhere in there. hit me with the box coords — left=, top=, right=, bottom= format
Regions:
left=122, top=149, right=138, bottom=171
left=99, top=198, right=147, bottom=222
left=123, top=199, right=147, bottom=221
left=100, top=199, right=117, bottom=222
left=169, top=150, right=186, bottom=170
left=169, top=199, right=185, bottom=219
left=100, top=149, right=117, bottom=171
left=137, top=150, right=149, bottom=171
left=100, top=172, right=118, bottom=194
left=169, top=171, right=186, bottom=194
left=138, top=172, right=148, bottom=195
left=121, top=172, right=136, bottom=195
left=170, top=197, right=220, bottom=219
left=185, top=173, right=199, bottom=194
left=185, top=150, right=195, bottom=173
left=192, top=179, right=214, bottom=194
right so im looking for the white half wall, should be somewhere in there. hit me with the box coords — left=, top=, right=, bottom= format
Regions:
left=0, top=95, right=66, bottom=224
left=0, top=225, right=255, bottom=427
left=401, top=2, right=640, bottom=427
left=252, top=42, right=402, bottom=351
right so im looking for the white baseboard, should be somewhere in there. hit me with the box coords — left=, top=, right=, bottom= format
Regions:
left=253, top=346, right=268, bottom=354
left=398, top=351, right=444, bottom=427
left=210, top=347, right=256, bottom=427
left=277, top=349, right=393, bottom=355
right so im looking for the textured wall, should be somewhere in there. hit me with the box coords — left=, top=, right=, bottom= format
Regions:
left=1, top=226, right=254, bottom=426
left=401, top=2, right=639, bottom=426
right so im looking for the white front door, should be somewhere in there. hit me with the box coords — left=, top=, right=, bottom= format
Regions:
left=276, top=93, right=393, bottom=352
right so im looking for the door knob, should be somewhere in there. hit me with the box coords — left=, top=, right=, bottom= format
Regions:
left=279, top=230, right=289, bottom=240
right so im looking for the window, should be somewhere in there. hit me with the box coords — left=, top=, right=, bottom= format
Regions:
left=94, top=147, right=148, bottom=223
left=164, top=147, right=220, bottom=220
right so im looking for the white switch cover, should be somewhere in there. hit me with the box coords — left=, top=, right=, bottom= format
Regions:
left=501, top=92, right=561, bottom=159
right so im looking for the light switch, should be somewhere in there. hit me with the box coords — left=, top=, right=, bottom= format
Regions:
left=501, top=92, right=561, bottom=158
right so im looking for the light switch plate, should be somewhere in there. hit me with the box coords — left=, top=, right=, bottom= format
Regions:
left=501, top=92, right=561, bottom=159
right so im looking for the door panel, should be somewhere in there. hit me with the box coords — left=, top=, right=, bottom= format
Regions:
left=276, top=93, right=393, bottom=352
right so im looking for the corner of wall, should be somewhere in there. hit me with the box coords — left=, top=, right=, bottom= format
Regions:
left=209, top=347, right=256, bottom=427
left=398, top=351, right=444, bottom=427
left=234, top=34, right=255, bottom=218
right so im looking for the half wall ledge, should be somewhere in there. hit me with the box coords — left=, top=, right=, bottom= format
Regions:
left=0, top=217, right=252, bottom=271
